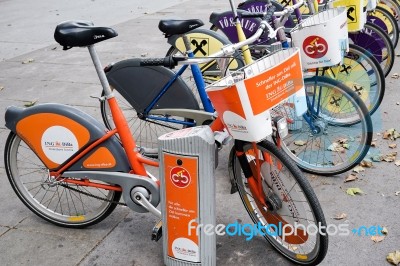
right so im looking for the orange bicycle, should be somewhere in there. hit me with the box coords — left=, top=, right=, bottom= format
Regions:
left=3, top=19, right=328, bottom=264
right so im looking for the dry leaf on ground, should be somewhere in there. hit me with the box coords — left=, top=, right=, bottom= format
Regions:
left=346, top=187, right=364, bottom=196
left=360, top=160, right=373, bottom=167
left=371, top=235, right=385, bottom=243
left=353, top=165, right=365, bottom=173
left=387, top=250, right=400, bottom=265
left=294, top=140, right=306, bottom=146
left=389, top=143, right=397, bottom=149
left=391, top=73, right=399, bottom=79
left=24, top=100, right=37, bottom=107
left=333, top=213, right=347, bottom=220
left=395, top=191, right=400, bottom=196
left=345, top=174, right=358, bottom=182
left=22, top=58, right=34, bottom=64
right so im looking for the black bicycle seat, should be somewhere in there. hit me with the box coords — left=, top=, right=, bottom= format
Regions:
left=54, top=20, right=118, bottom=49
left=158, top=19, right=204, bottom=37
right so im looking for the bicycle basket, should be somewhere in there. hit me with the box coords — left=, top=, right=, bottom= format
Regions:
left=331, top=0, right=367, bottom=32
left=206, top=48, right=306, bottom=142
left=291, top=7, right=348, bottom=69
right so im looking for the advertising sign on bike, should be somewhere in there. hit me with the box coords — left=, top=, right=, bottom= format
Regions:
left=291, top=7, right=348, bottom=69
left=330, top=0, right=366, bottom=32
left=206, top=48, right=306, bottom=142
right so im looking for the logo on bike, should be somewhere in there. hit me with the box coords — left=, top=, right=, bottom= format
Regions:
left=190, top=38, right=209, bottom=56
left=170, top=166, right=191, bottom=188
left=302, top=36, right=328, bottom=59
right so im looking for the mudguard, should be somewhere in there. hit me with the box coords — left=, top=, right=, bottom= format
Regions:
left=209, top=9, right=269, bottom=44
left=105, top=59, right=200, bottom=113
left=5, top=103, right=130, bottom=172
left=166, top=28, right=245, bottom=71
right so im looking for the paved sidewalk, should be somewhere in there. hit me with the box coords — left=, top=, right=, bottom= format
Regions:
left=0, top=0, right=400, bottom=265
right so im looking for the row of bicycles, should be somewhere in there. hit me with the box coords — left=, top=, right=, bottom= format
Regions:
left=3, top=0, right=398, bottom=264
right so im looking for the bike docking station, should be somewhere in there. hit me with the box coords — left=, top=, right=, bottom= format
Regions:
left=158, top=126, right=217, bottom=265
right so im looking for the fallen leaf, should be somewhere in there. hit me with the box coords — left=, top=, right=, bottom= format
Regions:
left=371, top=154, right=383, bottom=162
left=346, top=187, right=364, bottom=196
left=353, top=165, right=365, bottom=173
left=338, top=138, right=348, bottom=144
left=24, top=100, right=37, bottom=107
left=391, top=73, right=399, bottom=79
left=387, top=250, right=400, bottom=265
left=395, top=191, right=400, bottom=196
left=0, top=86, right=4, bottom=91
left=342, top=143, right=350, bottom=149
left=22, top=58, right=34, bottom=64
left=384, top=155, right=396, bottom=162
left=360, top=159, right=373, bottom=168
left=383, top=128, right=398, bottom=140
left=327, top=142, right=339, bottom=151
left=294, top=140, right=306, bottom=146
left=333, top=212, right=347, bottom=220
left=371, top=141, right=377, bottom=147
left=345, top=174, right=358, bottom=182
left=389, top=143, right=397, bottom=149
left=371, top=235, right=385, bottom=243
left=395, top=160, right=400, bottom=166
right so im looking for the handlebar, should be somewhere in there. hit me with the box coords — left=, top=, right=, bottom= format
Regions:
left=273, top=0, right=304, bottom=17
left=141, top=0, right=304, bottom=68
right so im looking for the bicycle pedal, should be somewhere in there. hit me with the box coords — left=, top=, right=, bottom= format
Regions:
left=151, top=219, right=163, bottom=242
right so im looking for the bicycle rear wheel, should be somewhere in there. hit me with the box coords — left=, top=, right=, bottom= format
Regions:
left=279, top=76, right=373, bottom=175
left=4, top=132, right=121, bottom=228
left=231, top=140, right=328, bottom=265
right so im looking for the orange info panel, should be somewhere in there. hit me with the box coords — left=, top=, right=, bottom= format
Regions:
left=163, top=153, right=200, bottom=262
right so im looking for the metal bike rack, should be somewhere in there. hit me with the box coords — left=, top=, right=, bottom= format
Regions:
left=159, top=126, right=216, bottom=266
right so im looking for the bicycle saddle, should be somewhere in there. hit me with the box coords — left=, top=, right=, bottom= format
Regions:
left=158, top=19, right=204, bottom=37
left=54, top=20, right=118, bottom=49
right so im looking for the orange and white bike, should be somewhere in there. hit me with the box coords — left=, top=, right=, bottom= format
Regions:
left=3, top=19, right=328, bottom=265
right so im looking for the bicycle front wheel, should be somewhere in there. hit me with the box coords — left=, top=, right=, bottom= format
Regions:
left=4, top=132, right=122, bottom=228
left=231, top=140, right=328, bottom=265
left=280, top=76, right=373, bottom=175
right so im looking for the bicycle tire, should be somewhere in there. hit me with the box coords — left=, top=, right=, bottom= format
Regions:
left=349, top=22, right=395, bottom=76
left=230, top=139, right=328, bottom=265
left=379, top=0, right=400, bottom=26
left=279, top=76, right=373, bottom=175
left=4, top=132, right=121, bottom=228
left=316, top=43, right=385, bottom=116
left=368, top=6, right=399, bottom=47
left=100, top=88, right=197, bottom=158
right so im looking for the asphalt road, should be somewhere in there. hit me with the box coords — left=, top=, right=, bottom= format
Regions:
left=0, top=0, right=399, bottom=265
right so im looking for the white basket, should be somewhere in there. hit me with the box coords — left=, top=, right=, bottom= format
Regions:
left=291, top=7, right=348, bottom=69
left=206, top=48, right=307, bottom=142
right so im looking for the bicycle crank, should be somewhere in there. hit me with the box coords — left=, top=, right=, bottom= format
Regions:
left=62, top=171, right=160, bottom=214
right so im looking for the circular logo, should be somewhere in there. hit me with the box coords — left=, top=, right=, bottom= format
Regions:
left=302, top=36, right=328, bottom=59
left=170, top=166, right=191, bottom=188
left=41, top=126, right=79, bottom=164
